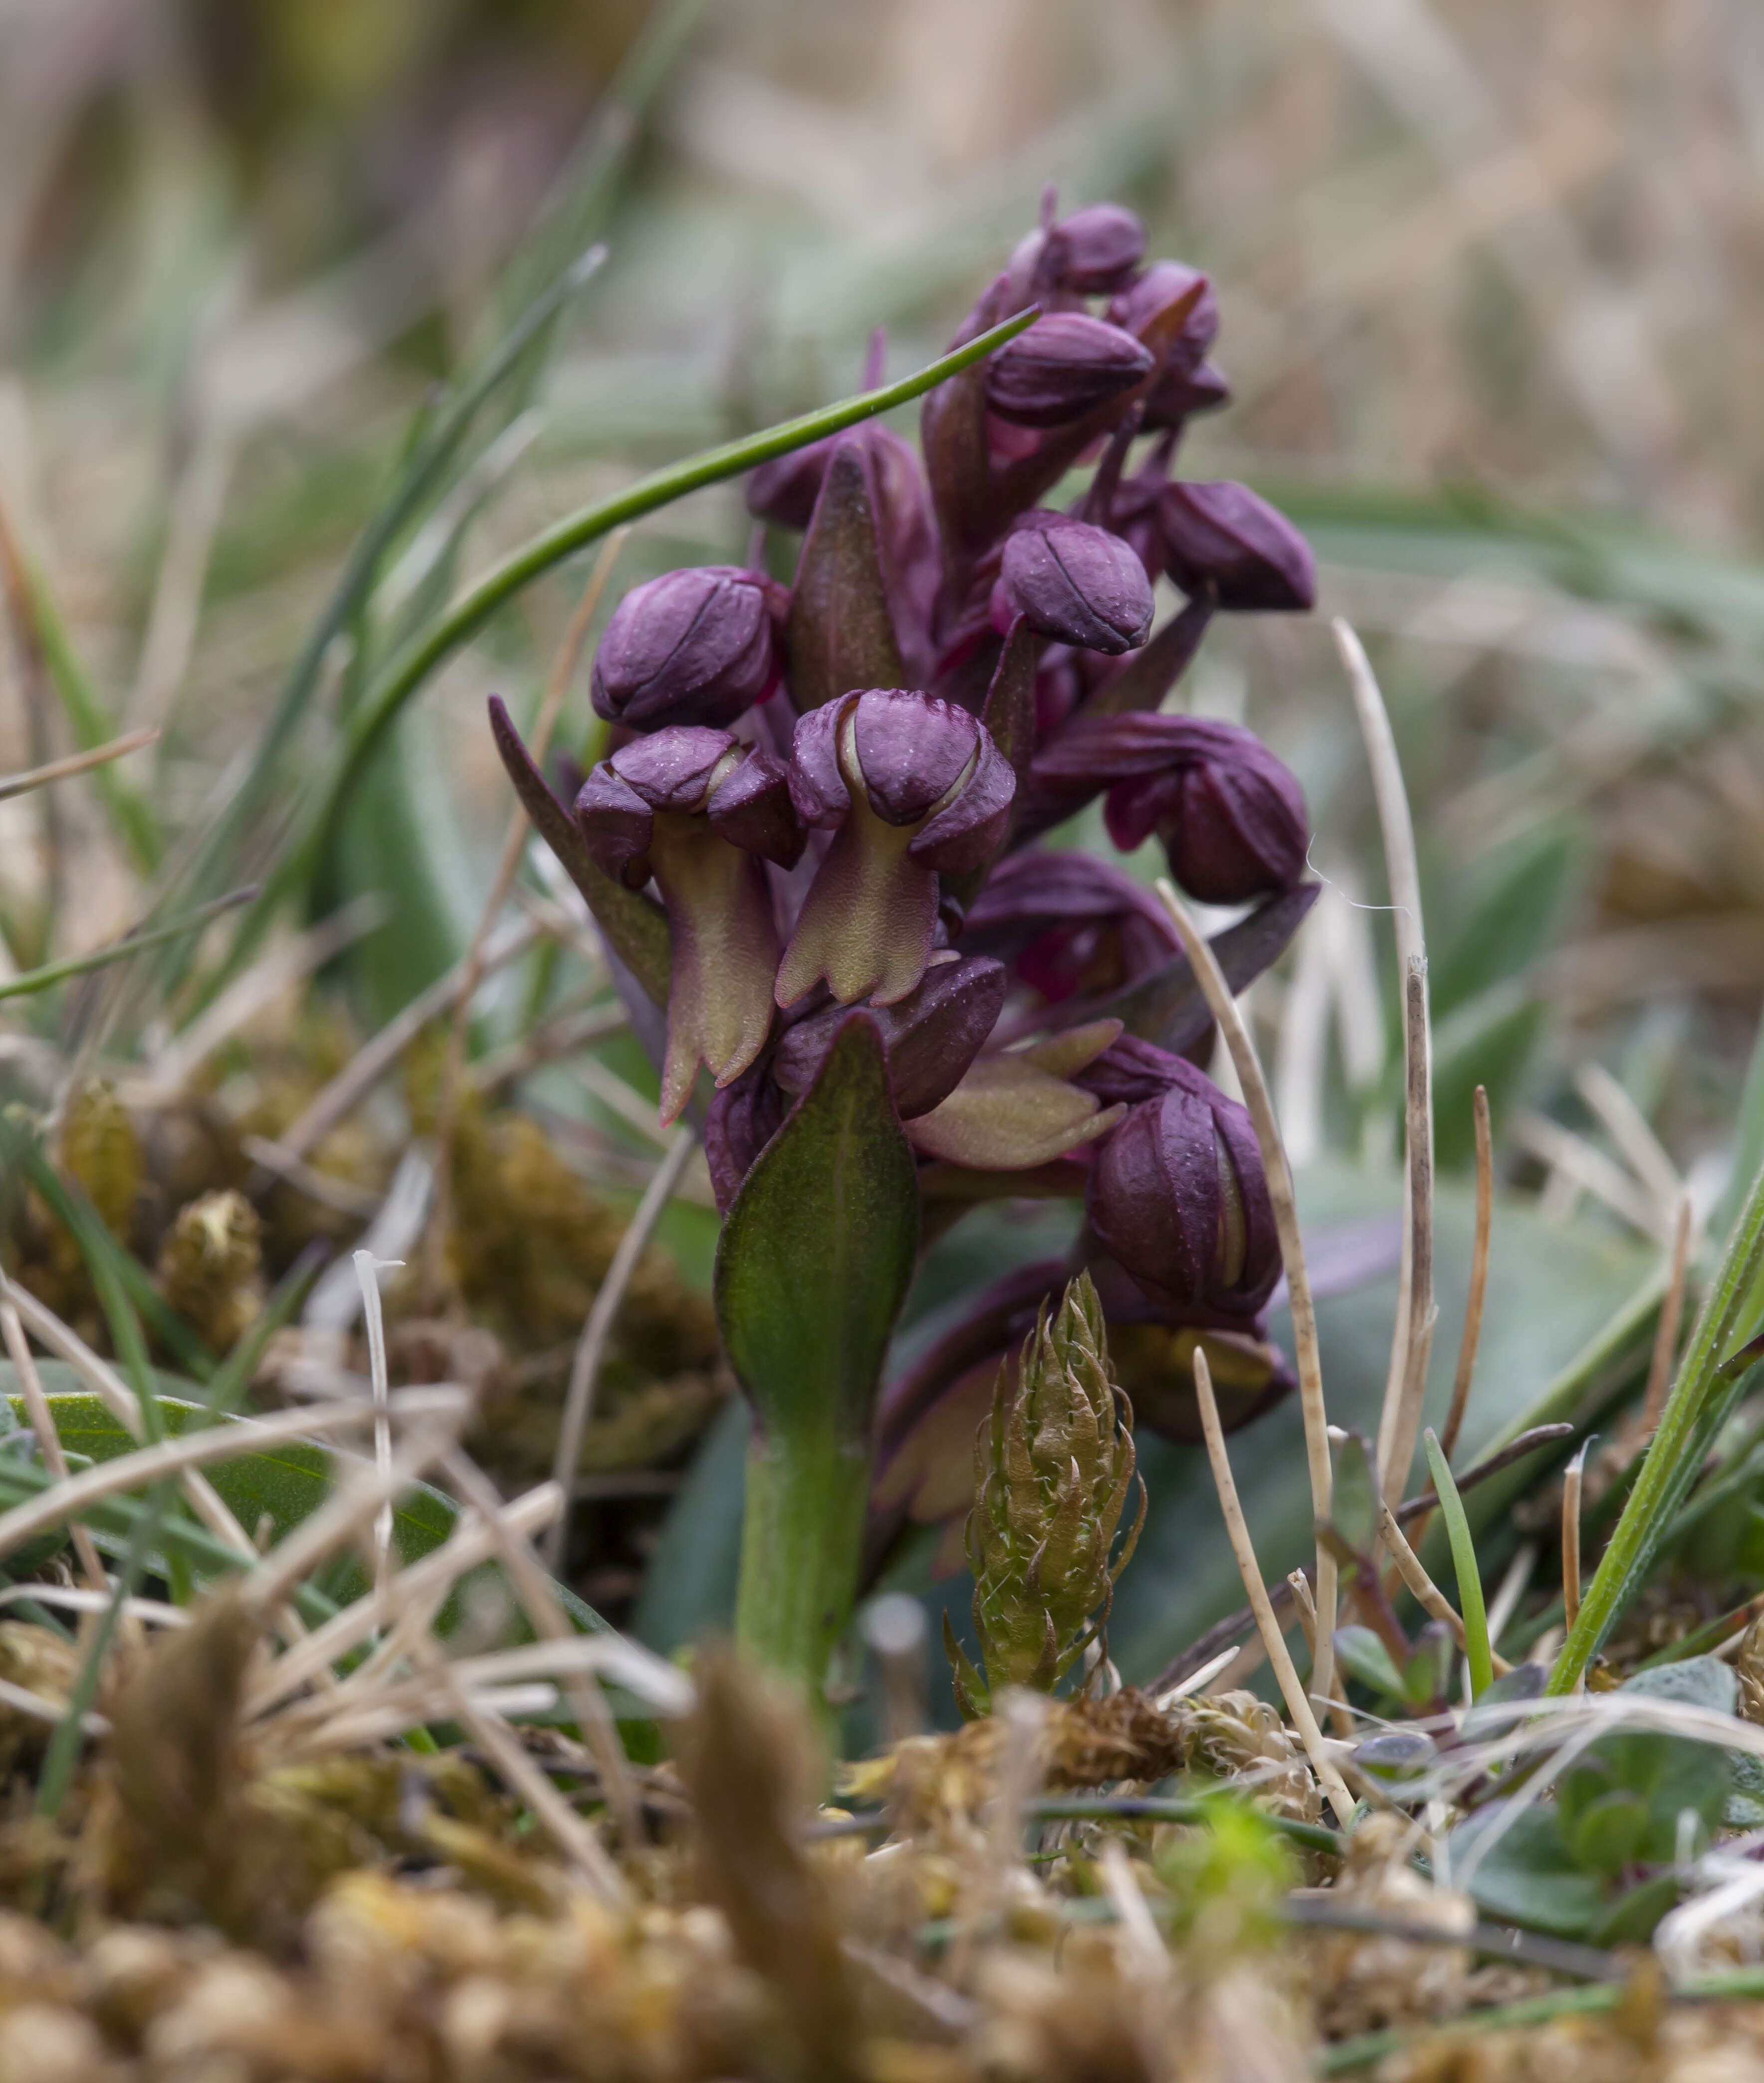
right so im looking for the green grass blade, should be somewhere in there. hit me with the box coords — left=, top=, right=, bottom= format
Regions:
left=1423, top=1427, right=1493, bottom=1697
left=1547, top=1156, right=1764, bottom=1694
left=0, top=886, right=253, bottom=1004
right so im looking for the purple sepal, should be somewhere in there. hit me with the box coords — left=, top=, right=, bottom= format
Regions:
left=957, top=846, right=1179, bottom=1006
left=703, top=1060, right=789, bottom=1213
left=705, top=748, right=806, bottom=867
left=1158, top=480, right=1316, bottom=612
left=572, top=763, right=654, bottom=886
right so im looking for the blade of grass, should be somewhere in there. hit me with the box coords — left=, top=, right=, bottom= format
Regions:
left=0, top=886, right=255, bottom=1004
left=0, top=726, right=158, bottom=803
left=1422, top=1426, right=1492, bottom=1697
left=1547, top=1154, right=1764, bottom=1694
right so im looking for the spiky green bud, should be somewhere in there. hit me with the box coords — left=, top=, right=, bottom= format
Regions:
left=945, top=1269, right=1146, bottom=1717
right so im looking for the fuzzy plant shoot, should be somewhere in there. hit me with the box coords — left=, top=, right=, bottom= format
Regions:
left=946, top=1270, right=1145, bottom=1716
left=492, top=187, right=1318, bottom=1698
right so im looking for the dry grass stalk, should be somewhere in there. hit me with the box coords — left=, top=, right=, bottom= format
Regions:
left=545, top=1121, right=698, bottom=1574
left=1154, top=876, right=1341, bottom=1713
left=0, top=1385, right=463, bottom=1567
left=1439, top=1083, right=1492, bottom=1464
left=1574, top=1058, right=1684, bottom=1215
left=1512, top=1110, right=1667, bottom=1241
left=0, top=725, right=157, bottom=802
left=422, top=527, right=627, bottom=1299
left=1191, top=1345, right=1355, bottom=1825
left=439, top=1445, right=641, bottom=1847
left=351, top=1251, right=398, bottom=1591
left=1333, top=621, right=1433, bottom=1511
left=1636, top=1191, right=1695, bottom=1439
left=0, top=1286, right=106, bottom=1588
left=1380, top=962, right=1436, bottom=1508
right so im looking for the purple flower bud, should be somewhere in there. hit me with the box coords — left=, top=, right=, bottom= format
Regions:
left=1027, top=714, right=1308, bottom=904
left=958, top=847, right=1179, bottom=1005
left=1086, top=1067, right=1280, bottom=1323
left=1157, top=481, right=1316, bottom=612
left=590, top=566, right=787, bottom=731
left=984, top=314, right=1153, bottom=430
left=1070, top=1033, right=1196, bottom=1109
left=991, top=514, right=1154, bottom=656
left=773, top=953, right=1006, bottom=1119
left=777, top=690, right=1015, bottom=1008
left=574, top=727, right=803, bottom=1121
left=1047, top=203, right=1146, bottom=293
left=1108, top=261, right=1218, bottom=371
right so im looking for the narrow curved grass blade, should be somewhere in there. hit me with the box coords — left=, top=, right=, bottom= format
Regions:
left=1422, top=1427, right=1492, bottom=1697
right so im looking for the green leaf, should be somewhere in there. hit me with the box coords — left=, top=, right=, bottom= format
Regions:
left=1424, top=1428, right=1493, bottom=1697
left=1430, top=820, right=1585, bottom=1022
left=1449, top=1803, right=1607, bottom=1937
left=716, top=1014, right=919, bottom=1689
left=1333, top=1624, right=1404, bottom=1700
left=1549, top=1137, right=1764, bottom=1694
left=1589, top=1871, right=1682, bottom=1947
left=1402, top=1622, right=1453, bottom=1709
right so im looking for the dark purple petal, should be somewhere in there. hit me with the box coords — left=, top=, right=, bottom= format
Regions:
left=773, top=954, right=1006, bottom=1119
left=984, top=313, right=1153, bottom=429
left=573, top=764, right=654, bottom=885
left=994, top=515, right=1154, bottom=655
left=608, top=725, right=736, bottom=812
left=959, top=847, right=1179, bottom=1004
left=850, top=689, right=979, bottom=824
left=745, top=445, right=831, bottom=530
left=1158, top=481, right=1316, bottom=612
left=1145, top=743, right=1309, bottom=903
left=703, top=1060, right=790, bottom=1212
left=705, top=748, right=806, bottom=867
left=590, top=566, right=785, bottom=730
left=1071, top=1033, right=1201, bottom=1109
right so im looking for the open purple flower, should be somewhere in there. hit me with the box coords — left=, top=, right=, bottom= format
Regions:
left=991, top=514, right=1154, bottom=656
left=775, top=690, right=1014, bottom=1008
left=1085, top=1057, right=1279, bottom=1323
left=575, top=727, right=803, bottom=1122
left=1157, top=481, right=1316, bottom=611
left=590, top=566, right=788, bottom=731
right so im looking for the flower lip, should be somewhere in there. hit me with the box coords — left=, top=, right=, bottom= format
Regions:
left=993, top=513, right=1155, bottom=655
left=590, top=565, right=786, bottom=730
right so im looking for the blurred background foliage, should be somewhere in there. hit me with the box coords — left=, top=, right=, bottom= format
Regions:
left=4, top=0, right=1764, bottom=1694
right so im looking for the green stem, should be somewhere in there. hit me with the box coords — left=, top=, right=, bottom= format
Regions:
left=735, top=1429, right=871, bottom=1702
left=1548, top=1156, right=1764, bottom=1693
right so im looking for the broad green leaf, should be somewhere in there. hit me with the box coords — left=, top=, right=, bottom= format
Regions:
left=1402, top=1623, right=1453, bottom=1709
left=1429, top=820, right=1585, bottom=1022
left=1448, top=1803, right=1606, bottom=1938
left=716, top=1014, right=919, bottom=1685
left=1330, top=1432, right=1379, bottom=1557
left=715, top=1014, right=920, bottom=1447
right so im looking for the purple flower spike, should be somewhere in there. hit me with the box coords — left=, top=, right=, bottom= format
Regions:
left=1157, top=481, right=1316, bottom=612
left=1086, top=1066, right=1280, bottom=1323
left=591, top=566, right=788, bottom=731
left=984, top=313, right=1153, bottom=430
left=777, top=690, right=1015, bottom=1008
left=774, top=953, right=1006, bottom=1119
left=574, top=727, right=803, bottom=1122
left=992, top=514, right=1154, bottom=656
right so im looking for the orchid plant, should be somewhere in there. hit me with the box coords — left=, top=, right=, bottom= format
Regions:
left=492, top=191, right=1320, bottom=1699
